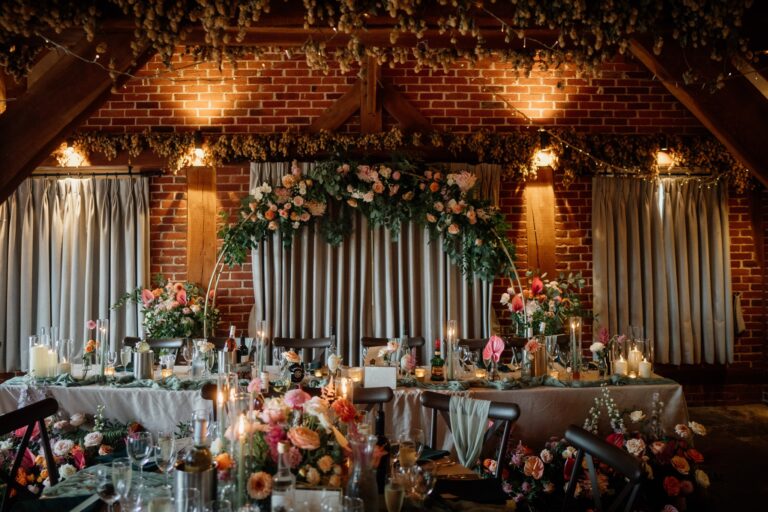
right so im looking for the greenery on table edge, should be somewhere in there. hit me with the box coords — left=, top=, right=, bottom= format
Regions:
left=219, top=159, right=517, bottom=282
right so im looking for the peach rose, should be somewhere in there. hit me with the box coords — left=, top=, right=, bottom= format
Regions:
left=287, top=426, right=320, bottom=450
left=429, top=182, right=440, bottom=192
left=247, top=471, right=272, bottom=500
left=372, top=182, right=385, bottom=194
left=448, top=223, right=460, bottom=235
left=671, top=455, right=690, bottom=475
left=523, top=456, right=545, bottom=480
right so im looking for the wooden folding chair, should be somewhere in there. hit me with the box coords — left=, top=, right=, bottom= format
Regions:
left=562, top=425, right=643, bottom=512
left=419, top=391, right=519, bottom=479
left=0, top=398, right=60, bottom=512
left=353, top=386, right=394, bottom=437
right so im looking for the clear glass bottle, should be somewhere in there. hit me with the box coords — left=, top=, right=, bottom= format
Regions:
left=271, top=441, right=295, bottom=512
left=181, top=412, right=212, bottom=472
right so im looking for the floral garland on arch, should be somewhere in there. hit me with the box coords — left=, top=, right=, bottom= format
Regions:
left=219, top=159, right=516, bottom=282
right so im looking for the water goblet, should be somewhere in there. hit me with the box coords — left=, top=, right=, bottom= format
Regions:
left=112, top=458, right=133, bottom=503
left=121, top=346, right=133, bottom=371
left=126, top=431, right=154, bottom=484
left=95, top=466, right=119, bottom=512
left=155, top=431, right=177, bottom=486
left=384, top=474, right=406, bottom=512
left=182, top=340, right=194, bottom=366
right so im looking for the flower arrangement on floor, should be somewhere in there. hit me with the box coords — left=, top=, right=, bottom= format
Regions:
left=500, top=271, right=586, bottom=335
left=0, top=405, right=139, bottom=496
left=221, top=160, right=516, bottom=282
left=213, top=388, right=364, bottom=506
left=502, top=386, right=709, bottom=511
left=112, top=275, right=219, bottom=338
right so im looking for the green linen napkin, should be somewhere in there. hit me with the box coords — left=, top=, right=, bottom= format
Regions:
left=419, top=447, right=451, bottom=462
left=448, top=395, right=491, bottom=468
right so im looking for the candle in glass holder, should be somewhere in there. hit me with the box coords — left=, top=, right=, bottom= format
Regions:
left=58, top=361, right=71, bottom=375
left=549, top=370, right=560, bottom=380
left=348, top=367, right=363, bottom=384
left=337, top=376, right=354, bottom=402
left=628, top=371, right=637, bottom=379
left=613, top=356, right=628, bottom=376
left=639, top=358, right=652, bottom=378
left=161, top=368, right=173, bottom=378
left=104, top=365, right=116, bottom=377
left=414, top=367, right=427, bottom=380
left=627, top=346, right=642, bottom=375
left=474, top=368, right=487, bottom=379
left=314, top=369, right=324, bottom=378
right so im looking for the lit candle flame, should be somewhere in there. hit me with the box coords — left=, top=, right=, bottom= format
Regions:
left=238, top=414, right=246, bottom=437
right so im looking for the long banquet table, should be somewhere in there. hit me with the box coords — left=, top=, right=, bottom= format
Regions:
left=0, top=368, right=689, bottom=451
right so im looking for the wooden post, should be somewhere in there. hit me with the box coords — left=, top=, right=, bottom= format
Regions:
left=524, top=167, right=557, bottom=277
left=186, top=167, right=218, bottom=287
left=360, top=56, right=382, bottom=134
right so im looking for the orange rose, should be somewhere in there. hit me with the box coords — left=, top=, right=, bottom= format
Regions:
left=152, top=288, right=163, bottom=297
left=287, top=426, right=320, bottom=450
left=686, top=448, right=704, bottom=464
left=671, top=455, right=690, bottom=475
left=85, top=340, right=97, bottom=353
left=429, top=182, right=440, bottom=192
left=215, top=453, right=234, bottom=471
left=264, top=209, right=276, bottom=220
left=247, top=471, right=272, bottom=500
left=332, top=399, right=358, bottom=423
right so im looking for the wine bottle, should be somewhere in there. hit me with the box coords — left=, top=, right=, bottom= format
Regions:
left=271, top=441, right=296, bottom=512
left=181, top=413, right=212, bottom=472
left=225, top=325, right=237, bottom=367
left=430, top=339, right=445, bottom=381
left=238, top=333, right=249, bottom=363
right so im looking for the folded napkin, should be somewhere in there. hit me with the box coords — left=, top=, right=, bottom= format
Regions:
left=448, top=395, right=491, bottom=469
left=419, top=446, right=451, bottom=462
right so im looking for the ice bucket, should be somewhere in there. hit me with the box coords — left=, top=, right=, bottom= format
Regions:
left=133, top=351, right=154, bottom=380
left=175, top=466, right=216, bottom=512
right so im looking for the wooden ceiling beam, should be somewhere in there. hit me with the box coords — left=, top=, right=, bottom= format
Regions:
left=308, top=81, right=361, bottom=133
left=630, top=38, right=768, bottom=187
left=0, top=30, right=153, bottom=203
left=360, top=56, right=382, bottom=134
left=381, top=83, right=432, bottom=132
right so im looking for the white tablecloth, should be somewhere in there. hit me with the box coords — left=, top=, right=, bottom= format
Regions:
left=385, top=381, right=689, bottom=450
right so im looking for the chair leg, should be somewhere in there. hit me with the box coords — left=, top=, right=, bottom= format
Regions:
left=562, top=450, right=584, bottom=512
left=585, top=453, right=603, bottom=512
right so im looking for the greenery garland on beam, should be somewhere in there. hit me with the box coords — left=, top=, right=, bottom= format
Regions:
left=219, top=159, right=516, bottom=283
left=70, top=128, right=752, bottom=191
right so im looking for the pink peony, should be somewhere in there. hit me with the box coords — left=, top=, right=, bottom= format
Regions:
left=141, top=289, right=154, bottom=307
left=284, top=389, right=311, bottom=409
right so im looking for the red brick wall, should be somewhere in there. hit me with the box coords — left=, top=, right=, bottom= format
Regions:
left=82, top=53, right=767, bottom=403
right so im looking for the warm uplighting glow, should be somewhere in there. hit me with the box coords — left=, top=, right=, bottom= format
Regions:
left=191, top=147, right=207, bottom=166
left=54, top=143, right=90, bottom=167
left=656, top=150, right=675, bottom=168
left=534, top=149, right=556, bottom=168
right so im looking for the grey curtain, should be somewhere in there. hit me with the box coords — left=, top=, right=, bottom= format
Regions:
left=592, top=176, right=733, bottom=364
left=0, top=176, right=150, bottom=371
left=249, top=162, right=499, bottom=365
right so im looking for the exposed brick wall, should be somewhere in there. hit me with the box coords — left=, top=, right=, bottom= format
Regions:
left=84, top=52, right=768, bottom=404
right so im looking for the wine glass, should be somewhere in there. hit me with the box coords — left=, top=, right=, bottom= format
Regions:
left=179, top=488, right=202, bottom=512
left=155, top=431, right=177, bottom=486
left=384, top=474, right=406, bottom=512
left=545, top=336, right=559, bottom=372
left=182, top=340, right=194, bottom=367
left=95, top=466, right=119, bottom=512
left=121, top=346, right=133, bottom=371
left=112, top=458, right=132, bottom=503
left=126, top=431, right=154, bottom=483
left=398, top=428, right=424, bottom=471
left=106, top=350, right=118, bottom=370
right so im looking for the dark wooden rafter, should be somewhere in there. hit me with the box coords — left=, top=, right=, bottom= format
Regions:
left=309, top=81, right=361, bottom=133
left=360, top=56, right=382, bottom=134
left=630, top=38, right=768, bottom=187
left=0, top=30, right=153, bottom=203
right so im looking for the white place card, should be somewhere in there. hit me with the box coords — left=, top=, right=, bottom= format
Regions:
left=363, top=366, right=397, bottom=389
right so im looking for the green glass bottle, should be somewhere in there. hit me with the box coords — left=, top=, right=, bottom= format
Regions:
left=430, top=339, right=445, bottom=381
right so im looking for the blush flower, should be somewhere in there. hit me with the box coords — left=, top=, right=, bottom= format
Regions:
left=284, top=389, right=311, bottom=409
left=287, top=426, right=320, bottom=450
left=247, top=471, right=273, bottom=500
left=523, top=456, right=545, bottom=480
left=670, top=455, right=690, bottom=475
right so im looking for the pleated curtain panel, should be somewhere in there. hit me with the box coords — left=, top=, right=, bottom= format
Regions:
left=249, top=161, right=500, bottom=365
left=0, top=177, right=150, bottom=371
left=592, top=176, right=733, bottom=365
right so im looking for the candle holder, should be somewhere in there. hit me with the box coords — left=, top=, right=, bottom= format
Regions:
left=348, top=367, right=363, bottom=385
left=335, top=376, right=354, bottom=402
left=57, top=338, right=73, bottom=375
left=96, top=319, right=109, bottom=377
left=569, top=317, right=582, bottom=379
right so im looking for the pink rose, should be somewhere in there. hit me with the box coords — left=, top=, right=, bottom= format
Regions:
left=86, top=319, right=97, bottom=330
left=293, top=196, right=305, bottom=207
left=523, top=456, right=545, bottom=480
left=247, top=378, right=261, bottom=393
left=141, top=289, right=154, bottom=307
left=287, top=426, right=320, bottom=450
left=176, top=289, right=187, bottom=305
left=392, top=171, right=401, bottom=180
left=284, top=389, right=311, bottom=409
left=531, top=276, right=544, bottom=295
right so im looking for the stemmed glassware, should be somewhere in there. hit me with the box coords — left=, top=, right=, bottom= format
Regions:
left=95, top=466, right=119, bottom=512
left=545, top=336, right=559, bottom=373
left=155, top=431, right=177, bottom=486
left=182, top=339, right=194, bottom=367
left=112, top=458, right=133, bottom=505
left=126, top=431, right=154, bottom=484
left=120, top=345, right=133, bottom=372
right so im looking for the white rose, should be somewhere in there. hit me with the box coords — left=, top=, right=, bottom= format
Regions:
left=695, top=469, right=710, bottom=488
left=53, top=420, right=71, bottom=432
left=500, top=293, right=510, bottom=305
left=589, top=342, right=605, bottom=353
left=688, top=421, right=707, bottom=436
left=0, top=440, right=13, bottom=450
left=327, top=354, right=341, bottom=373
left=136, top=341, right=151, bottom=353
left=629, top=410, right=646, bottom=423
left=562, top=446, right=577, bottom=459
left=69, top=413, right=86, bottom=427
left=53, top=439, right=75, bottom=457
left=84, top=432, right=103, bottom=448
left=190, top=304, right=201, bottom=314
left=625, top=438, right=646, bottom=457
left=59, top=463, right=77, bottom=480
left=540, top=449, right=553, bottom=463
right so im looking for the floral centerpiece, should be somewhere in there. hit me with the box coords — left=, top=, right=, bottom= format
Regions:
left=0, top=405, right=139, bottom=497
left=112, top=275, right=219, bottom=338
left=215, top=388, right=364, bottom=507
left=500, top=271, right=586, bottom=336
left=501, top=386, right=709, bottom=511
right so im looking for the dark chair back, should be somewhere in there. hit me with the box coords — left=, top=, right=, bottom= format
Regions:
left=360, top=336, right=425, bottom=348
left=458, top=338, right=487, bottom=351
left=563, top=425, right=643, bottom=512
left=353, top=386, right=394, bottom=436
left=273, top=337, right=333, bottom=366
left=0, top=398, right=60, bottom=512
left=419, top=391, right=519, bottom=479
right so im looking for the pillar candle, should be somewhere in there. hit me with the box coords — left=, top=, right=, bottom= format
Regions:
left=29, top=344, right=49, bottom=377
left=639, top=358, right=652, bottom=378
left=627, top=348, right=642, bottom=375
left=613, top=356, right=627, bottom=376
